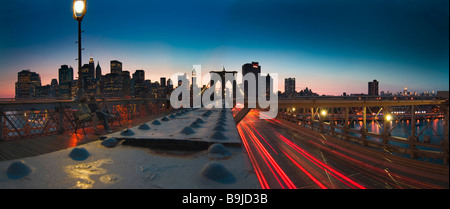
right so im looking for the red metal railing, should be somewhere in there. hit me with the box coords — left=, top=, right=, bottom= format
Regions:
left=0, top=98, right=169, bottom=140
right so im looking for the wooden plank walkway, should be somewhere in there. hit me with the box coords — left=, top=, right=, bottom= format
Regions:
left=0, top=111, right=174, bottom=162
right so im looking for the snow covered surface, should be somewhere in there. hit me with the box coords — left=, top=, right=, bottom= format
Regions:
left=0, top=108, right=259, bottom=189
left=105, top=108, right=242, bottom=146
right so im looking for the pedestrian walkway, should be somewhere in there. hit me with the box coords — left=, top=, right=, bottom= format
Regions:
left=0, top=111, right=174, bottom=162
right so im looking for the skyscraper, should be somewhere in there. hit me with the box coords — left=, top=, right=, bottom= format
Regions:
left=242, top=62, right=261, bottom=76
left=50, top=78, right=58, bottom=97
left=103, top=73, right=123, bottom=97
left=80, top=64, right=90, bottom=79
left=95, top=61, right=102, bottom=80
left=160, top=77, right=166, bottom=87
left=133, top=70, right=145, bottom=97
left=167, top=78, right=173, bottom=89
left=15, top=69, right=41, bottom=98
left=368, top=79, right=379, bottom=96
left=133, top=70, right=145, bottom=82
left=111, top=60, right=122, bottom=74
left=403, top=85, right=408, bottom=96
left=285, top=77, right=296, bottom=96
left=104, top=60, right=123, bottom=97
left=242, top=62, right=261, bottom=101
left=122, top=70, right=131, bottom=97
left=88, top=56, right=95, bottom=79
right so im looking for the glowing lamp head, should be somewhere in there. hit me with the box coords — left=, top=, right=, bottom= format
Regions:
left=386, top=114, right=393, bottom=121
left=74, top=1, right=84, bottom=13
left=73, top=0, right=87, bottom=20
left=321, top=110, right=327, bottom=116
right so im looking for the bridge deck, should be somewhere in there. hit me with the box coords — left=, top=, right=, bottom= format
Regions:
left=0, top=112, right=172, bottom=162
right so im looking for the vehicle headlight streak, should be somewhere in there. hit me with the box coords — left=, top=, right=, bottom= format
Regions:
left=277, top=134, right=366, bottom=189
left=238, top=109, right=446, bottom=189
left=238, top=122, right=296, bottom=189
left=237, top=125, right=269, bottom=189
left=251, top=109, right=365, bottom=189
left=281, top=149, right=329, bottom=189
left=307, top=138, right=444, bottom=189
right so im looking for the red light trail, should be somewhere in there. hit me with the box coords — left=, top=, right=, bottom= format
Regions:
left=277, top=133, right=366, bottom=189
left=235, top=109, right=447, bottom=189
left=238, top=122, right=296, bottom=189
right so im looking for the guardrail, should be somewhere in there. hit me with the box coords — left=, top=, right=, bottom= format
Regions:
left=0, top=98, right=169, bottom=140
left=278, top=100, right=449, bottom=165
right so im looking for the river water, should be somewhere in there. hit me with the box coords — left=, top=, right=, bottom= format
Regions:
left=347, top=118, right=447, bottom=144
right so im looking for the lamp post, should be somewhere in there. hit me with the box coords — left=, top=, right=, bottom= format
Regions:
left=73, top=0, right=86, bottom=99
left=385, top=114, right=393, bottom=121
left=320, top=109, right=327, bottom=117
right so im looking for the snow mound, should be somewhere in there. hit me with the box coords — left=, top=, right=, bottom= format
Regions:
left=208, top=143, right=232, bottom=158
left=210, top=131, right=227, bottom=140
left=195, top=118, right=205, bottom=123
left=151, top=120, right=162, bottom=125
left=138, top=123, right=151, bottom=130
left=217, top=120, right=227, bottom=126
left=202, top=111, right=212, bottom=117
left=69, top=147, right=90, bottom=161
left=7, top=161, right=32, bottom=179
left=180, top=126, right=196, bottom=135
left=101, top=137, right=118, bottom=148
left=120, top=128, right=135, bottom=136
left=199, top=162, right=236, bottom=184
left=213, top=125, right=226, bottom=131
left=190, top=122, right=201, bottom=128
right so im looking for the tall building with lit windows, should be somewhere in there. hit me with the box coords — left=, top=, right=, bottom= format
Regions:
left=285, top=77, right=296, bottom=96
left=122, top=70, right=131, bottom=97
left=368, top=79, right=379, bottom=96
left=103, top=73, right=123, bottom=97
left=15, top=69, right=41, bottom=98
left=133, top=70, right=145, bottom=97
left=110, top=60, right=122, bottom=74
left=102, top=60, right=124, bottom=97
left=58, top=65, right=73, bottom=98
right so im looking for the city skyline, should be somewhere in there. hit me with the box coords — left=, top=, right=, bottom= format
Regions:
left=1, top=0, right=449, bottom=98
left=12, top=59, right=441, bottom=100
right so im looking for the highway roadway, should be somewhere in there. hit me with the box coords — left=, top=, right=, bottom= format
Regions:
left=235, top=109, right=449, bottom=189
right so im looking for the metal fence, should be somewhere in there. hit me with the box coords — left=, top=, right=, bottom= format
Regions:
left=278, top=100, right=449, bottom=164
left=0, top=98, right=169, bottom=140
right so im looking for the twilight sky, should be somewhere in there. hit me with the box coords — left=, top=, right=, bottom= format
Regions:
left=0, top=0, right=448, bottom=98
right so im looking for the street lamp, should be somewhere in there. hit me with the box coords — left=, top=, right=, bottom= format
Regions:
left=321, top=109, right=327, bottom=117
left=73, top=0, right=86, bottom=99
left=385, top=114, right=393, bottom=121
left=73, top=0, right=86, bottom=18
